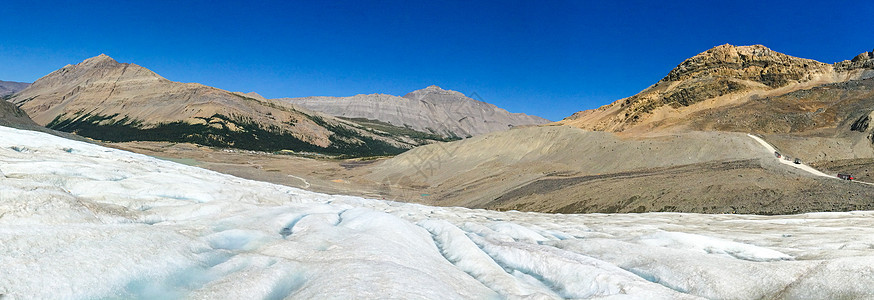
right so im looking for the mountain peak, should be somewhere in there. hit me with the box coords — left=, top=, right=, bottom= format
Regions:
left=286, top=85, right=549, bottom=138
left=81, top=54, right=118, bottom=65
left=403, top=85, right=466, bottom=100
left=708, top=43, right=770, bottom=53
left=851, top=49, right=873, bottom=62
left=11, top=53, right=169, bottom=124
left=659, top=44, right=829, bottom=86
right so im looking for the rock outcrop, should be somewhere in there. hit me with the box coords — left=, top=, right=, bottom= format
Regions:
left=659, top=44, right=832, bottom=86
left=834, top=48, right=874, bottom=72
left=280, top=85, right=549, bottom=138
left=561, top=44, right=874, bottom=133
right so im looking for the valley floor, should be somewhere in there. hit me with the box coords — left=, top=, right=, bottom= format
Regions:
left=3, top=125, right=874, bottom=299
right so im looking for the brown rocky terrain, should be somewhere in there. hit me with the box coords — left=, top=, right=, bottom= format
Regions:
left=560, top=45, right=874, bottom=135
left=281, top=85, right=549, bottom=138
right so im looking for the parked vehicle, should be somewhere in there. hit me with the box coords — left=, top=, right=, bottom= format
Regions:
left=838, top=174, right=855, bottom=180
left=775, top=151, right=782, bottom=158
left=794, top=158, right=802, bottom=164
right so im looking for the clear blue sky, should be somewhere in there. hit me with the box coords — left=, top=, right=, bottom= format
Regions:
left=1, top=1, right=872, bottom=121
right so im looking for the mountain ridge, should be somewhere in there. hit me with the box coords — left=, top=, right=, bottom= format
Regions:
left=0, top=80, right=31, bottom=97
left=279, top=85, right=549, bottom=138
left=8, top=55, right=426, bottom=157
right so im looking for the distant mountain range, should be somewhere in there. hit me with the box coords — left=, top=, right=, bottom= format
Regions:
left=0, top=80, right=30, bottom=97
left=281, top=85, right=549, bottom=139
left=4, top=55, right=549, bottom=156
left=5, top=55, right=447, bottom=156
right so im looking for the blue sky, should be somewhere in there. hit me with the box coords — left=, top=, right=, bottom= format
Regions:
left=1, top=1, right=872, bottom=121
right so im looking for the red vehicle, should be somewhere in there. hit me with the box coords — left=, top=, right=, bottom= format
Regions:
left=774, top=151, right=782, bottom=158
left=838, top=174, right=855, bottom=180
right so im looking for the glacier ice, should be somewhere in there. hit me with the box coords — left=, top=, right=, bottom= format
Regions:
left=3, top=125, right=874, bottom=299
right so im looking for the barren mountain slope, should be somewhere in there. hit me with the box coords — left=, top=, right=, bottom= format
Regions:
left=366, top=126, right=759, bottom=206
left=281, top=85, right=549, bottom=138
left=9, top=55, right=420, bottom=156
left=659, top=48, right=874, bottom=164
left=356, top=125, right=874, bottom=214
left=686, top=77, right=874, bottom=164
left=561, top=45, right=874, bottom=134
left=0, top=99, right=37, bottom=128
left=1, top=97, right=91, bottom=142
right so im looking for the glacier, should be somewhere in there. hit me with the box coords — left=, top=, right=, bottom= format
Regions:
left=2, top=125, right=874, bottom=299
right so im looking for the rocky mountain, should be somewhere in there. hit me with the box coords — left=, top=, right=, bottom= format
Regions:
left=8, top=54, right=432, bottom=157
left=0, top=80, right=30, bottom=97
left=280, top=85, right=550, bottom=138
left=561, top=44, right=874, bottom=134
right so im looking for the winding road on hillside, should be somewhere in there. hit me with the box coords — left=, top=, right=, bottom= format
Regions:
left=747, top=134, right=874, bottom=186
